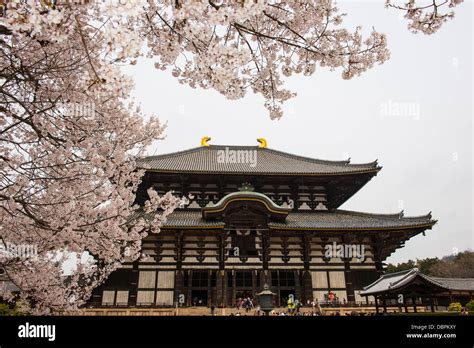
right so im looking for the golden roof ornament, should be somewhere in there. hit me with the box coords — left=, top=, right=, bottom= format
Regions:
left=201, top=136, right=211, bottom=147
left=257, top=138, right=267, bottom=148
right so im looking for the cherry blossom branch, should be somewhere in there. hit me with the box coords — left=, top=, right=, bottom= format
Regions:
left=386, top=0, right=464, bottom=34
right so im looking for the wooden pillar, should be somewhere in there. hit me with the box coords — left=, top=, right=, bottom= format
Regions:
left=404, top=296, right=408, bottom=313
left=301, top=234, right=312, bottom=304
left=232, top=270, right=236, bottom=307
left=261, top=231, right=270, bottom=271
left=187, top=270, right=193, bottom=306
left=372, top=237, right=384, bottom=277
left=174, top=270, right=185, bottom=306
left=216, top=270, right=225, bottom=307
left=262, top=270, right=271, bottom=286
left=382, top=294, right=387, bottom=313
left=176, top=231, right=183, bottom=270
left=342, top=236, right=355, bottom=304
left=217, top=232, right=226, bottom=307
left=294, top=270, right=301, bottom=301
left=302, top=270, right=313, bottom=304
left=175, top=231, right=185, bottom=307
left=218, top=233, right=225, bottom=270
left=128, top=261, right=139, bottom=307
left=344, top=260, right=355, bottom=304
left=224, top=271, right=228, bottom=307
left=412, top=297, right=417, bottom=313
left=252, top=270, right=257, bottom=300
left=375, top=295, right=379, bottom=314
left=207, top=270, right=212, bottom=307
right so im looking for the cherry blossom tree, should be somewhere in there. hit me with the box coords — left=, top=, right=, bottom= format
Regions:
left=0, top=0, right=186, bottom=313
left=0, top=0, right=464, bottom=313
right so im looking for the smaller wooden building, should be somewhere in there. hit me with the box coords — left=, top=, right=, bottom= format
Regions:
left=360, top=268, right=474, bottom=313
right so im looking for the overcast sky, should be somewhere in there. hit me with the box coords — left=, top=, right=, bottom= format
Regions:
left=122, top=1, right=473, bottom=264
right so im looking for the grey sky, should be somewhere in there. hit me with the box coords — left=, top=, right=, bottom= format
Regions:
left=123, top=1, right=473, bottom=264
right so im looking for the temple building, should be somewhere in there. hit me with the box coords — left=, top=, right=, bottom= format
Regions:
left=88, top=138, right=436, bottom=308
left=361, top=268, right=474, bottom=313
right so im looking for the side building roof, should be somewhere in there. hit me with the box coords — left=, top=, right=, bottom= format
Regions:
left=360, top=268, right=474, bottom=296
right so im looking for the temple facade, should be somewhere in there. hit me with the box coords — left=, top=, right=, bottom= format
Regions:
left=88, top=139, right=436, bottom=308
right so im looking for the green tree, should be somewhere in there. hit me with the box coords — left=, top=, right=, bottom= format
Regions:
left=430, top=251, right=474, bottom=278
left=0, top=303, right=23, bottom=316
left=386, top=260, right=416, bottom=273
left=386, top=251, right=474, bottom=277
left=416, top=257, right=440, bottom=275
left=465, top=300, right=474, bottom=312
left=448, top=302, right=462, bottom=312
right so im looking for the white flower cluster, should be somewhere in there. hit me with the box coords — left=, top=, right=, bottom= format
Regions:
left=2, top=0, right=68, bottom=41
left=102, top=0, right=147, bottom=17
left=386, top=0, right=464, bottom=35
left=104, top=25, right=142, bottom=59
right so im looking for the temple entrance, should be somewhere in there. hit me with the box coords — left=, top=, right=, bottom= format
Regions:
left=236, top=290, right=252, bottom=299
left=191, top=290, right=208, bottom=306
left=271, top=270, right=297, bottom=306
left=234, top=271, right=255, bottom=307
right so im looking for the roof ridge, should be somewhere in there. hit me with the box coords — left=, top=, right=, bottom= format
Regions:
left=336, top=209, right=402, bottom=219
left=335, top=209, right=433, bottom=221
left=384, top=268, right=416, bottom=278
left=263, top=147, right=378, bottom=168
left=431, top=277, right=474, bottom=281
left=138, top=146, right=204, bottom=162
left=416, top=272, right=450, bottom=289
left=388, top=268, right=419, bottom=287
left=139, top=145, right=379, bottom=169
left=361, top=268, right=414, bottom=291
left=402, top=212, right=433, bottom=220
left=262, top=148, right=350, bottom=166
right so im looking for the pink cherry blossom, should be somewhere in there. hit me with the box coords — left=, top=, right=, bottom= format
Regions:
left=0, top=0, right=463, bottom=313
left=386, top=0, right=464, bottom=35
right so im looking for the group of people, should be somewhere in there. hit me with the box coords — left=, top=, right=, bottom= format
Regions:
left=325, top=291, right=347, bottom=306
left=235, top=297, right=254, bottom=312
left=285, top=297, right=324, bottom=315
left=285, top=297, right=302, bottom=314
left=226, top=292, right=352, bottom=316
left=269, top=310, right=322, bottom=316
left=232, top=297, right=325, bottom=316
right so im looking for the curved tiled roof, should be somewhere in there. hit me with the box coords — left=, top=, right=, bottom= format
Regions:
left=161, top=209, right=435, bottom=230
left=361, top=268, right=474, bottom=295
left=431, top=277, right=474, bottom=292
left=162, top=210, right=224, bottom=228
left=138, top=145, right=380, bottom=175
left=268, top=210, right=435, bottom=230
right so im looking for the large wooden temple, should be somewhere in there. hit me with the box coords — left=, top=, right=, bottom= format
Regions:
left=87, top=139, right=436, bottom=308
